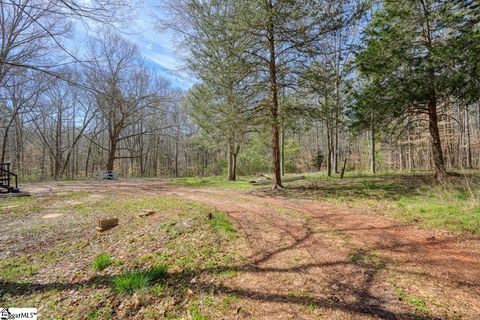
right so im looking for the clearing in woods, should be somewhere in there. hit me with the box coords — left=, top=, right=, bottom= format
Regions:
left=1, top=175, right=480, bottom=319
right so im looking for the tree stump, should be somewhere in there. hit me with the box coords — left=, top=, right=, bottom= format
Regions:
left=97, top=217, right=118, bottom=232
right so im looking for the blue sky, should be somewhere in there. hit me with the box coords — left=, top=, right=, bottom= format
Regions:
left=119, top=2, right=195, bottom=90
left=75, top=1, right=195, bottom=90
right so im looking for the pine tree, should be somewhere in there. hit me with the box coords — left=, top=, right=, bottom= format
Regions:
left=355, top=0, right=479, bottom=180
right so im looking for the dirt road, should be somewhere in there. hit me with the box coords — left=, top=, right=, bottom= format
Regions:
left=21, top=180, right=480, bottom=319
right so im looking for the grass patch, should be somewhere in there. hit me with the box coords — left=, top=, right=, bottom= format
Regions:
left=92, top=253, right=112, bottom=271
left=189, top=305, right=208, bottom=320
left=113, top=264, right=168, bottom=293
left=0, top=257, right=38, bottom=280
left=273, top=172, right=480, bottom=234
left=87, top=306, right=113, bottom=320
left=169, top=176, right=252, bottom=190
left=394, top=188, right=480, bottom=233
left=348, top=249, right=382, bottom=267
left=209, top=213, right=237, bottom=238
left=394, top=287, right=430, bottom=315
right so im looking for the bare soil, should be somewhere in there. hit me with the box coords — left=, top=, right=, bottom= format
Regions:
left=9, top=180, right=480, bottom=319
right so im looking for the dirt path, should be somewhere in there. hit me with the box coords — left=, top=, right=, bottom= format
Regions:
left=21, top=181, right=480, bottom=319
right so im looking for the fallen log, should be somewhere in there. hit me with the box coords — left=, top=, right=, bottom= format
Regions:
left=250, top=175, right=306, bottom=185
left=139, top=210, right=156, bottom=217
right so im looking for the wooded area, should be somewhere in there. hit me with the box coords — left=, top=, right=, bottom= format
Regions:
left=3, top=2, right=480, bottom=319
left=1, top=0, right=479, bottom=186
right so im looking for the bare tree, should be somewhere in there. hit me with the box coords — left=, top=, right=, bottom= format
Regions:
left=87, top=33, right=170, bottom=173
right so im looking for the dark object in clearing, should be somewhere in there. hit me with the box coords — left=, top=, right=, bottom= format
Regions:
left=250, top=175, right=306, bottom=185
left=0, top=162, right=19, bottom=193
left=97, top=217, right=119, bottom=231
left=102, top=170, right=116, bottom=180
left=139, top=210, right=156, bottom=217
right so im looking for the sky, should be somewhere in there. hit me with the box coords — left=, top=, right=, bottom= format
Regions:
left=119, top=2, right=196, bottom=90
left=75, top=0, right=195, bottom=90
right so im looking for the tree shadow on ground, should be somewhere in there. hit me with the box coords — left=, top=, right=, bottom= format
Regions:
left=256, top=173, right=480, bottom=201
left=278, top=173, right=480, bottom=200
left=1, top=226, right=468, bottom=319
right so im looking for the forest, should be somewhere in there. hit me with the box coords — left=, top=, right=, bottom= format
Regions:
left=0, top=0, right=478, bottom=186
left=1, top=1, right=480, bottom=319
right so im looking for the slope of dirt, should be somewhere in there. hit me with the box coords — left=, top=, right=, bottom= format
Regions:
left=20, top=180, right=480, bottom=319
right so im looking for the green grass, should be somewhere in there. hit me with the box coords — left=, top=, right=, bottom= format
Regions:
left=87, top=306, right=113, bottom=320
left=169, top=176, right=252, bottom=190
left=394, top=287, right=430, bottom=315
left=113, top=272, right=149, bottom=293
left=92, top=253, right=112, bottom=271
left=72, top=194, right=183, bottom=215
left=394, top=187, right=480, bottom=233
left=0, top=257, right=38, bottom=280
left=209, top=213, right=237, bottom=238
left=189, top=305, right=209, bottom=320
left=2, top=189, right=242, bottom=319
left=348, top=249, right=382, bottom=267
left=113, top=263, right=168, bottom=293
left=275, top=172, right=480, bottom=234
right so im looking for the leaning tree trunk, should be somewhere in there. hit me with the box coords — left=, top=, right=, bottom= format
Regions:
left=1, top=114, right=17, bottom=164
left=1, top=124, right=11, bottom=164
left=428, top=99, right=448, bottom=180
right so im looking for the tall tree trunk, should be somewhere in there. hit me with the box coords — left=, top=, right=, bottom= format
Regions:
left=419, top=0, right=447, bottom=180
left=408, top=127, right=413, bottom=171
left=85, top=141, right=92, bottom=177
left=371, top=115, right=376, bottom=174
left=315, top=120, right=321, bottom=171
left=400, top=146, right=404, bottom=171
left=334, top=113, right=339, bottom=174
left=106, top=135, right=117, bottom=172
left=174, top=131, right=179, bottom=177
left=231, top=144, right=239, bottom=181
left=327, top=124, right=332, bottom=177
left=428, top=99, right=447, bottom=179
left=267, top=5, right=282, bottom=189
left=465, top=105, right=473, bottom=169
left=280, top=128, right=285, bottom=176
left=15, top=117, right=23, bottom=175
left=54, top=109, right=62, bottom=179
left=227, top=135, right=236, bottom=181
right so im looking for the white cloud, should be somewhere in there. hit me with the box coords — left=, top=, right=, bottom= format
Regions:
left=71, top=0, right=195, bottom=89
